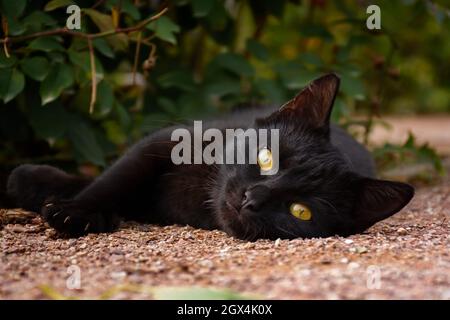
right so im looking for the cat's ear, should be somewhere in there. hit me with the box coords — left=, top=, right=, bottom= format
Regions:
left=279, top=73, right=340, bottom=129
left=352, top=178, right=414, bottom=230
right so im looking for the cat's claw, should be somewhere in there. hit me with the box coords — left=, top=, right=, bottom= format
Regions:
left=41, top=199, right=120, bottom=236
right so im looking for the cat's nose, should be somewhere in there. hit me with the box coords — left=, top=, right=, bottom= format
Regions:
left=241, top=191, right=254, bottom=210
left=241, top=186, right=269, bottom=212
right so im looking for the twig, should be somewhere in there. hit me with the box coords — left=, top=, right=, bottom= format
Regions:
left=92, top=0, right=106, bottom=10
left=132, top=31, right=142, bottom=85
left=0, top=7, right=168, bottom=44
left=1, top=15, right=9, bottom=57
left=2, top=38, right=8, bottom=57
left=87, top=37, right=97, bottom=114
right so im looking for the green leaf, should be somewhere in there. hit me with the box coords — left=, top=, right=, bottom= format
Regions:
left=102, top=120, right=126, bottom=145
left=28, top=103, right=70, bottom=139
left=147, top=16, right=180, bottom=45
left=47, top=52, right=66, bottom=63
left=152, top=287, right=251, bottom=300
left=20, top=56, right=50, bottom=81
left=1, top=68, right=25, bottom=103
left=5, top=15, right=26, bottom=35
left=300, top=25, right=333, bottom=42
left=205, top=78, right=241, bottom=97
left=93, top=38, right=115, bottom=58
left=106, top=0, right=141, bottom=20
left=246, top=39, right=269, bottom=60
left=114, top=102, right=131, bottom=130
left=68, top=50, right=90, bottom=72
left=157, top=97, right=177, bottom=115
left=330, top=97, right=349, bottom=122
left=254, top=79, right=286, bottom=104
left=83, top=9, right=112, bottom=30
left=276, top=63, right=317, bottom=90
left=204, top=1, right=231, bottom=38
left=299, top=53, right=323, bottom=67
left=40, top=64, right=74, bottom=105
left=121, top=0, right=141, bottom=20
left=84, top=9, right=128, bottom=51
left=68, top=50, right=104, bottom=79
left=23, top=11, right=57, bottom=30
left=214, top=53, right=254, bottom=77
left=404, top=132, right=415, bottom=148
left=28, top=36, right=64, bottom=52
left=93, top=81, right=114, bottom=117
left=68, top=121, right=106, bottom=166
left=0, top=0, right=27, bottom=17
left=340, top=74, right=366, bottom=100
left=192, top=0, right=214, bottom=17
left=44, top=0, right=74, bottom=11
left=0, top=52, right=17, bottom=68
left=157, top=70, right=195, bottom=92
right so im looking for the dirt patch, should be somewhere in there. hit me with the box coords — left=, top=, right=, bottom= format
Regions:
left=370, top=115, right=450, bottom=155
left=1, top=117, right=449, bottom=299
left=1, top=175, right=448, bottom=300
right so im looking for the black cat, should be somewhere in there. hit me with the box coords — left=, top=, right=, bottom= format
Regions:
left=5, top=74, right=414, bottom=240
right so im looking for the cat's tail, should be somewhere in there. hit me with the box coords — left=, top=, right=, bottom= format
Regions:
left=6, top=164, right=92, bottom=213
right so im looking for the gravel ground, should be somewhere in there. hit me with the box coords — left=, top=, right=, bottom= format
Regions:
left=1, top=118, right=449, bottom=300
left=0, top=173, right=449, bottom=300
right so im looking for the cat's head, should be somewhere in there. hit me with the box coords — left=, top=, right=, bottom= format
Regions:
left=213, top=73, right=414, bottom=240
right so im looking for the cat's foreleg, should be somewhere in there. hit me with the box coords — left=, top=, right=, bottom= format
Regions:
left=42, top=132, right=176, bottom=236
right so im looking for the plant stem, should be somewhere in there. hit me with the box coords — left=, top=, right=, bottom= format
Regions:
left=87, top=37, right=97, bottom=114
left=0, top=7, right=168, bottom=44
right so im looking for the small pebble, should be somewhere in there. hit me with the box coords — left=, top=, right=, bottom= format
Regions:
left=340, top=257, right=349, bottom=264
left=274, top=238, right=281, bottom=247
left=348, top=262, right=360, bottom=270
left=110, top=271, right=127, bottom=279
left=355, top=246, right=368, bottom=254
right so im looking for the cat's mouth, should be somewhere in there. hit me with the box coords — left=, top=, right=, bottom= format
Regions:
left=218, top=198, right=262, bottom=241
left=223, top=200, right=242, bottom=219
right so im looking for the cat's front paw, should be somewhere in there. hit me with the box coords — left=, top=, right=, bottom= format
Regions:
left=42, top=199, right=120, bottom=236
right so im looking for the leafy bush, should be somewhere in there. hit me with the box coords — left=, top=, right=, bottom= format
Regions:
left=0, top=0, right=448, bottom=174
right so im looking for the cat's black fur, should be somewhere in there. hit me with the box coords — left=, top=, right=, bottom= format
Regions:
left=5, top=74, right=414, bottom=240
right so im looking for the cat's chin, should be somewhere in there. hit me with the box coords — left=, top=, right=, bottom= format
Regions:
left=215, top=203, right=270, bottom=241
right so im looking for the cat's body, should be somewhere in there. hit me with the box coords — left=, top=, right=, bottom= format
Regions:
left=5, top=74, right=414, bottom=240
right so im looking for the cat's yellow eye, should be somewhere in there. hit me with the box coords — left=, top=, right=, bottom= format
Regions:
left=257, top=148, right=273, bottom=171
left=290, top=203, right=312, bottom=221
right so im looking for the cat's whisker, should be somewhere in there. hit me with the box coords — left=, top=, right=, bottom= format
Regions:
left=275, top=224, right=297, bottom=238
left=144, top=141, right=177, bottom=146
left=202, top=198, right=215, bottom=209
left=243, top=221, right=250, bottom=240
left=315, top=197, right=339, bottom=214
left=64, top=216, right=71, bottom=224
